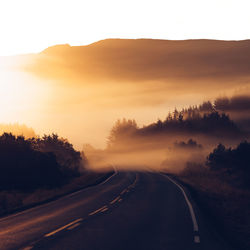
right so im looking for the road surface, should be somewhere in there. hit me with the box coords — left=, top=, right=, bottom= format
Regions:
left=0, top=171, right=231, bottom=250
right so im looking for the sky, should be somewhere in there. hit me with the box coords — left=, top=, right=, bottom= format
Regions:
left=0, top=0, right=250, bottom=56
left=1, top=0, right=250, bottom=149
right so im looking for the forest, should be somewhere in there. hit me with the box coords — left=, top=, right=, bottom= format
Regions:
left=108, top=98, right=250, bottom=149
left=0, top=133, right=85, bottom=190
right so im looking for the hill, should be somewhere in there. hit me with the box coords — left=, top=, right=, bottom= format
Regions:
left=20, top=39, right=250, bottom=85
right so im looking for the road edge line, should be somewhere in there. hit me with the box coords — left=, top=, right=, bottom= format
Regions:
left=0, top=169, right=118, bottom=223
left=161, top=173, right=200, bottom=243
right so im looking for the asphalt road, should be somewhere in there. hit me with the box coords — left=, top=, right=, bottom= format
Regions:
left=0, top=171, right=231, bottom=250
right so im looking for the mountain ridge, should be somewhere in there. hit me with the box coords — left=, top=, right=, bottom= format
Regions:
left=3, top=39, right=250, bottom=94
left=41, top=38, right=250, bottom=51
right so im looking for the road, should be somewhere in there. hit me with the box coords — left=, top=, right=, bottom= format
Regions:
left=0, top=171, right=231, bottom=250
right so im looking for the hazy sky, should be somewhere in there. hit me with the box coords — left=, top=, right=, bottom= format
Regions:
left=0, top=0, right=249, bottom=56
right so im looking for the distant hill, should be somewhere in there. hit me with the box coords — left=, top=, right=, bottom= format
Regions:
left=18, top=38, right=250, bottom=84
left=2, top=39, right=250, bottom=148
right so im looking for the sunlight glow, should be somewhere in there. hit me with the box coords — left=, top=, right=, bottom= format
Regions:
left=0, top=0, right=250, bottom=148
left=0, top=67, right=52, bottom=124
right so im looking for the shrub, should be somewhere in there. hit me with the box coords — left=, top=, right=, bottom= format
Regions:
left=0, top=133, right=85, bottom=191
left=206, top=141, right=250, bottom=187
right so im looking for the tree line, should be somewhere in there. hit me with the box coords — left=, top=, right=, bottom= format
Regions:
left=107, top=104, right=246, bottom=147
left=207, top=141, right=250, bottom=188
left=0, top=133, right=85, bottom=191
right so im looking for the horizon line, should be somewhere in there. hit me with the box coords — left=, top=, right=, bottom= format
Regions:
left=1, top=37, right=250, bottom=57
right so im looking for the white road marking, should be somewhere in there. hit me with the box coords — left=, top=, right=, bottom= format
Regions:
left=194, top=235, right=200, bottom=243
left=0, top=170, right=118, bottom=223
left=88, top=205, right=108, bottom=216
left=120, top=189, right=127, bottom=195
left=110, top=173, right=138, bottom=205
left=67, top=222, right=81, bottom=230
left=98, top=169, right=118, bottom=186
left=100, top=207, right=108, bottom=212
left=21, top=246, right=33, bottom=250
left=110, top=196, right=120, bottom=204
left=127, top=173, right=138, bottom=190
left=44, top=218, right=83, bottom=237
left=1, top=169, right=120, bottom=249
left=68, top=170, right=118, bottom=198
left=162, top=174, right=200, bottom=243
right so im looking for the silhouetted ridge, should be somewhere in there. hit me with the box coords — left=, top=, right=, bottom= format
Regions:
left=41, top=44, right=71, bottom=55
left=20, top=38, right=250, bottom=83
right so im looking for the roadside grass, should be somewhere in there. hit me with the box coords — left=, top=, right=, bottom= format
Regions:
left=0, top=170, right=113, bottom=217
left=177, top=165, right=250, bottom=250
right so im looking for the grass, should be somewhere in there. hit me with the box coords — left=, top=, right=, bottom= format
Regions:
left=0, top=170, right=113, bottom=217
left=176, top=165, right=250, bottom=250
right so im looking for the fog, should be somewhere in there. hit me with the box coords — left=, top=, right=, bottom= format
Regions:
left=83, top=129, right=246, bottom=172
left=1, top=39, right=250, bottom=154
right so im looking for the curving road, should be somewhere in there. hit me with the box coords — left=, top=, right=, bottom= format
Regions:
left=0, top=171, right=231, bottom=250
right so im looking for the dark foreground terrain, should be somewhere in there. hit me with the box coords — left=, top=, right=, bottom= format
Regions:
left=0, top=171, right=231, bottom=250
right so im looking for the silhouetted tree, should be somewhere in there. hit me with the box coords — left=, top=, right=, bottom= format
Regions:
left=174, top=139, right=202, bottom=149
left=206, top=141, right=250, bottom=187
left=34, top=134, right=83, bottom=177
left=0, top=133, right=86, bottom=191
left=107, top=119, right=138, bottom=147
left=0, top=133, right=63, bottom=190
left=140, top=111, right=241, bottom=137
left=214, top=97, right=230, bottom=111
left=107, top=107, right=245, bottom=147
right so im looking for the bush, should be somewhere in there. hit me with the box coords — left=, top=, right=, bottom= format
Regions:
left=0, top=133, right=85, bottom=191
left=33, top=134, right=84, bottom=177
left=206, top=141, right=250, bottom=187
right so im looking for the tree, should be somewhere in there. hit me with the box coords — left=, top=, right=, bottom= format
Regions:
left=206, top=141, right=250, bottom=187
left=214, top=97, right=230, bottom=111
left=35, top=134, right=83, bottom=176
left=206, top=143, right=229, bottom=171
left=107, top=119, right=138, bottom=147
left=0, top=133, right=63, bottom=190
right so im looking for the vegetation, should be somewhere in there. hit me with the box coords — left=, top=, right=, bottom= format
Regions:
left=206, top=141, right=250, bottom=188
left=0, top=132, right=113, bottom=217
left=214, top=95, right=250, bottom=112
left=174, top=139, right=202, bottom=149
left=178, top=141, right=250, bottom=250
left=107, top=119, right=138, bottom=147
left=0, top=171, right=113, bottom=216
left=106, top=101, right=250, bottom=249
left=140, top=111, right=242, bottom=136
left=107, top=108, right=245, bottom=147
left=33, top=134, right=85, bottom=177
left=0, top=133, right=84, bottom=191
